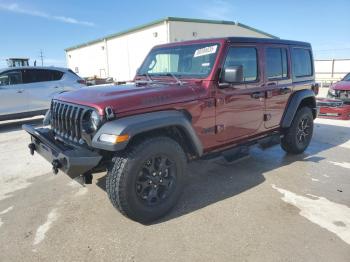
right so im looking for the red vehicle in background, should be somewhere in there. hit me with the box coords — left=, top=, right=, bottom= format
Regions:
left=317, top=98, right=350, bottom=120
left=327, top=73, right=350, bottom=103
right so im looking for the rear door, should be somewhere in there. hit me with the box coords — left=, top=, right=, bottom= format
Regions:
left=215, top=44, right=265, bottom=143
left=23, top=69, right=63, bottom=111
left=263, top=45, right=292, bottom=128
left=0, top=70, right=30, bottom=116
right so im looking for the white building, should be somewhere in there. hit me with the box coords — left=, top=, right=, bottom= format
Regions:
left=65, top=17, right=277, bottom=82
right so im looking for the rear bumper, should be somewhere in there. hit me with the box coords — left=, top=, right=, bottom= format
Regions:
left=22, top=124, right=102, bottom=178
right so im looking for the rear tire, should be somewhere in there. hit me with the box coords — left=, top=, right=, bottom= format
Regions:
left=106, top=137, right=187, bottom=223
left=281, top=107, right=314, bottom=154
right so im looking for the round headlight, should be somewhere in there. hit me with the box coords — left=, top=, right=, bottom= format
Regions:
left=90, top=111, right=101, bottom=131
left=82, top=110, right=102, bottom=134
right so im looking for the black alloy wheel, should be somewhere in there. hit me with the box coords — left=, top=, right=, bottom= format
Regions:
left=135, top=155, right=176, bottom=206
left=296, top=117, right=311, bottom=145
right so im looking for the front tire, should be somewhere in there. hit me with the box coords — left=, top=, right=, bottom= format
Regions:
left=281, top=107, right=314, bottom=154
left=106, top=137, right=187, bottom=223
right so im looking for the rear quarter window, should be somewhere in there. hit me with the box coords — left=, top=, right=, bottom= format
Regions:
left=292, top=48, right=313, bottom=78
left=50, top=70, right=64, bottom=81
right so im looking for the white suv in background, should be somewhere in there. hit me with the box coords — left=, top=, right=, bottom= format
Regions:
left=0, top=67, right=86, bottom=121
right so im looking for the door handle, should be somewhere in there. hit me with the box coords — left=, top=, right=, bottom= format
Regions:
left=280, top=87, right=291, bottom=95
left=267, top=82, right=277, bottom=86
left=54, top=86, right=59, bottom=89
left=251, top=91, right=265, bottom=99
left=261, top=82, right=277, bottom=88
left=17, top=89, right=24, bottom=93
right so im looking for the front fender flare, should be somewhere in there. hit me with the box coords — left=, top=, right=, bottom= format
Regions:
left=92, top=110, right=203, bottom=156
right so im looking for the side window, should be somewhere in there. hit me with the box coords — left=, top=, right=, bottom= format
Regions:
left=0, top=71, right=22, bottom=86
left=36, top=70, right=52, bottom=82
left=22, top=69, right=39, bottom=84
left=224, top=47, right=258, bottom=82
left=22, top=69, right=56, bottom=83
left=266, top=47, right=288, bottom=80
left=292, top=48, right=313, bottom=77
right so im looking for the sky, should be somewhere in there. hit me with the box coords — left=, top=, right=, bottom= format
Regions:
left=0, top=0, right=349, bottom=67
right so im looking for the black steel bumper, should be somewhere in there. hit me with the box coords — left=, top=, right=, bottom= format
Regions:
left=22, top=124, right=102, bottom=178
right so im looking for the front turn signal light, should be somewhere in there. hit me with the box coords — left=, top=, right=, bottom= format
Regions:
left=99, top=134, right=129, bottom=144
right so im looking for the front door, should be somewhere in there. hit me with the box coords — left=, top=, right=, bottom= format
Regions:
left=215, top=44, right=265, bottom=144
left=0, top=69, right=29, bottom=116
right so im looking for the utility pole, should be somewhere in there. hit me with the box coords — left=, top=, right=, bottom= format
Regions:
left=39, top=50, right=44, bottom=66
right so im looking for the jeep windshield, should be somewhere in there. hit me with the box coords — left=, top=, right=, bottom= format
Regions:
left=138, top=43, right=220, bottom=79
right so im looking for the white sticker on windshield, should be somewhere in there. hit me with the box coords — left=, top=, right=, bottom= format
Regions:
left=194, top=45, right=218, bottom=57
left=202, top=62, right=210, bottom=67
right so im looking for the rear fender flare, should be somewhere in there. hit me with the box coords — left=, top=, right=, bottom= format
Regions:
left=281, top=89, right=316, bottom=128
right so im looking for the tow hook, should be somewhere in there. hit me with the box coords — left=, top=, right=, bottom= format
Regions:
left=75, top=172, right=93, bottom=185
left=28, top=143, right=36, bottom=155
left=51, top=160, right=61, bottom=175
left=83, top=172, right=93, bottom=184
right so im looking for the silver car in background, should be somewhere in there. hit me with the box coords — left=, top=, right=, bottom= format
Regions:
left=0, top=67, right=86, bottom=121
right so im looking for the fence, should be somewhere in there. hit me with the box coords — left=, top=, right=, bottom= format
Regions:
left=315, top=59, right=350, bottom=87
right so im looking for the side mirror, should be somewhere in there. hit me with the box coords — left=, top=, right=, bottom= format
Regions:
left=221, top=65, right=243, bottom=84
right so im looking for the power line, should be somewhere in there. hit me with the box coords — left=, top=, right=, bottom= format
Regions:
left=39, top=50, right=44, bottom=66
left=314, top=48, right=350, bottom=52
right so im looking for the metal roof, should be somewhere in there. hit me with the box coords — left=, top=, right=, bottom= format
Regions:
left=65, top=17, right=278, bottom=51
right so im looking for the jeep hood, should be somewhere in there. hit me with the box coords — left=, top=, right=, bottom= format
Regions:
left=332, top=81, right=350, bottom=91
left=57, top=83, right=200, bottom=115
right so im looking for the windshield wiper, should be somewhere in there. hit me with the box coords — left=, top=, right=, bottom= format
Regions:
left=165, top=73, right=183, bottom=86
left=136, top=73, right=154, bottom=83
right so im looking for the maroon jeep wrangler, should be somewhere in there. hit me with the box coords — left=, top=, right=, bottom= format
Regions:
left=23, top=37, right=318, bottom=223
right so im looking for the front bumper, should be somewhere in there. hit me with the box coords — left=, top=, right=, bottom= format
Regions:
left=22, top=124, right=102, bottom=178
left=327, top=92, right=350, bottom=103
left=318, top=106, right=350, bottom=120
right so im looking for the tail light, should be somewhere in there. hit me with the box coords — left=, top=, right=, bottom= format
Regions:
left=77, top=79, right=86, bottom=85
left=312, top=83, right=319, bottom=95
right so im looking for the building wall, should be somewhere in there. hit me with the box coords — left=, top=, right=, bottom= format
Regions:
left=169, top=21, right=271, bottom=42
left=106, top=22, right=168, bottom=81
left=66, top=22, right=168, bottom=81
left=66, top=41, right=107, bottom=78
left=66, top=20, right=273, bottom=81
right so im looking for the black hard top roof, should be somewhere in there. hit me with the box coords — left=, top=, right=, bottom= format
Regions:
left=225, top=37, right=311, bottom=47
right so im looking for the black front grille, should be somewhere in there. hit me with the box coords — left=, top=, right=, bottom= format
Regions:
left=50, top=100, right=90, bottom=143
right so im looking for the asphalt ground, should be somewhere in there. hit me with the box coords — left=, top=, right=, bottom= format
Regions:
left=0, top=116, right=349, bottom=261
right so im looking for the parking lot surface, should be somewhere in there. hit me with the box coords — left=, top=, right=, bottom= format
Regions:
left=0, top=117, right=349, bottom=261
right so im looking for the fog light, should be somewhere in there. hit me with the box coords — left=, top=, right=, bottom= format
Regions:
left=99, top=134, right=129, bottom=144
